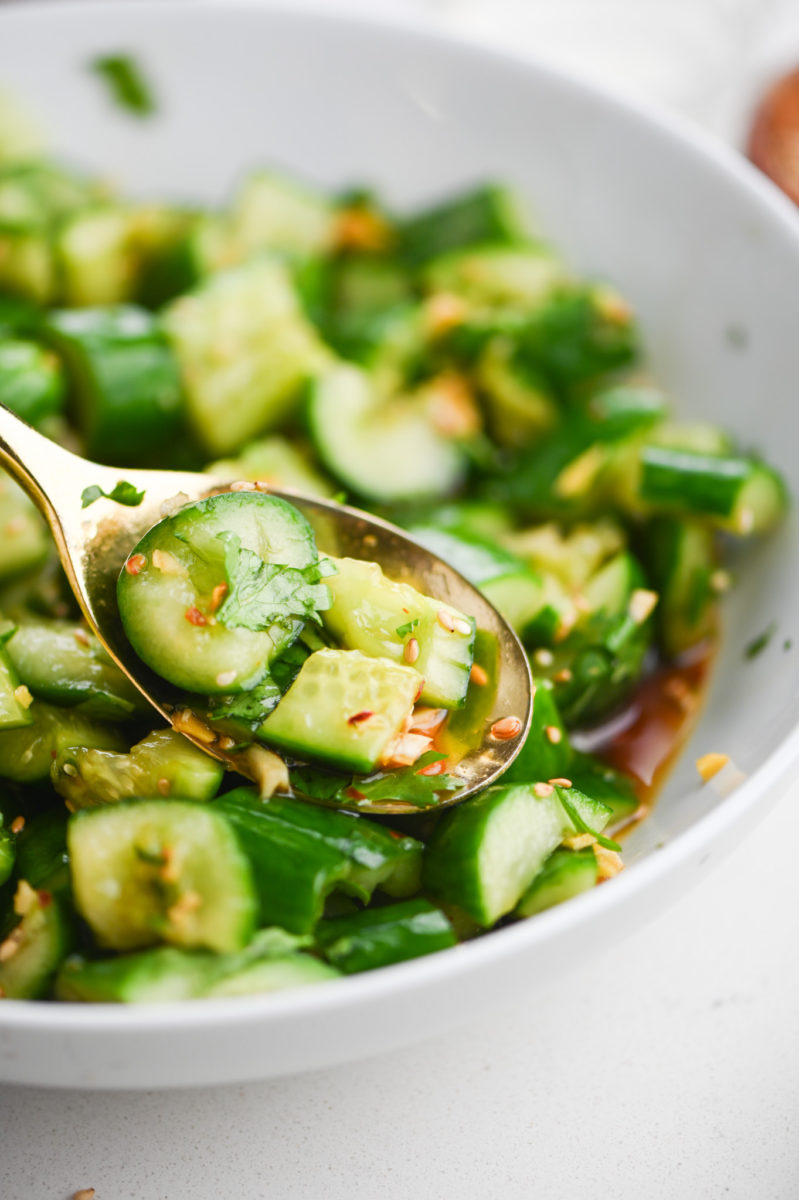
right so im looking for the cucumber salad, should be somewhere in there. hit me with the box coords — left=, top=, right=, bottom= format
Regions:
left=0, top=120, right=787, bottom=1002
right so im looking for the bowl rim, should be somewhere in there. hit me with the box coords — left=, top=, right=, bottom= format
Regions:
left=1, top=0, right=798, bottom=1036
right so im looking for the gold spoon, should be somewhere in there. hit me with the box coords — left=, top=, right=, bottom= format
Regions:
left=0, top=403, right=532, bottom=814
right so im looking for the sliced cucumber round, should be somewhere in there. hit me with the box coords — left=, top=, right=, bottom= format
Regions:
left=308, top=364, right=465, bottom=503
left=68, top=799, right=257, bottom=953
left=117, top=490, right=319, bottom=694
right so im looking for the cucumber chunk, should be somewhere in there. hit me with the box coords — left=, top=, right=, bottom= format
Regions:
left=645, top=517, right=719, bottom=657
left=52, top=729, right=224, bottom=809
left=0, top=881, right=71, bottom=999
left=423, top=782, right=611, bottom=926
left=423, top=243, right=565, bottom=309
left=1, top=617, right=147, bottom=719
left=57, top=206, right=139, bottom=307
left=117, top=490, right=320, bottom=694
left=516, top=847, right=598, bottom=917
left=68, top=799, right=257, bottom=953
left=207, top=435, right=335, bottom=498
left=44, top=305, right=185, bottom=465
left=0, top=338, right=65, bottom=427
left=217, top=787, right=422, bottom=902
left=322, top=556, right=475, bottom=709
left=476, top=338, right=559, bottom=448
left=316, top=898, right=456, bottom=974
left=0, top=640, right=34, bottom=729
left=308, top=364, right=466, bottom=503
left=164, top=257, right=329, bottom=455
left=0, top=701, right=125, bottom=783
left=0, top=823, right=15, bottom=887
left=258, top=648, right=420, bottom=773
left=56, top=928, right=338, bottom=1002
left=638, top=446, right=787, bottom=535
left=0, top=473, right=49, bottom=581
left=229, top=170, right=335, bottom=257
left=400, top=184, right=528, bottom=265
left=568, top=753, right=639, bottom=825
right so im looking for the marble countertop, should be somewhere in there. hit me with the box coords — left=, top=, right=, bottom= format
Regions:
left=2, top=4, right=799, bottom=1198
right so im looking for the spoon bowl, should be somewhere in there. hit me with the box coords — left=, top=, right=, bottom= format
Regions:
left=0, top=402, right=533, bottom=813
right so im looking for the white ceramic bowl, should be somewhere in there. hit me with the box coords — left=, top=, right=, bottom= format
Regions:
left=1, top=0, right=798, bottom=1090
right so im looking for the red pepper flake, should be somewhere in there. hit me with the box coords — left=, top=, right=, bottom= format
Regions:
left=490, top=716, right=523, bottom=741
left=125, top=553, right=146, bottom=576
left=185, top=606, right=207, bottom=627
left=414, top=679, right=425, bottom=703
left=347, top=710, right=374, bottom=726
left=344, top=787, right=366, bottom=801
left=417, top=759, right=446, bottom=777
left=37, top=890, right=52, bottom=908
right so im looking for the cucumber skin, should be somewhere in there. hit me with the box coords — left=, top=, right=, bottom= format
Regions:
left=316, top=898, right=456, bottom=974
left=0, top=824, right=15, bottom=887
left=0, top=889, right=72, bottom=999
left=0, top=641, right=34, bottom=730
left=220, top=788, right=422, bottom=899
left=212, top=793, right=354, bottom=935
left=0, top=702, right=126, bottom=784
left=516, top=847, right=598, bottom=917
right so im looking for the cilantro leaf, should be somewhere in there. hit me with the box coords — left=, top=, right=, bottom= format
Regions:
left=215, top=533, right=333, bottom=633
left=396, top=618, right=419, bottom=638
left=555, top=786, right=621, bottom=852
left=81, top=481, right=145, bottom=509
left=208, top=643, right=309, bottom=730
left=290, top=751, right=464, bottom=811
left=90, top=54, right=156, bottom=117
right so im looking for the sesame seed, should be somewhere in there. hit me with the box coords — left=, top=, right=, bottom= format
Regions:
left=545, top=725, right=562, bottom=745
left=470, top=663, right=488, bottom=686
left=215, top=670, right=237, bottom=688
left=10, top=816, right=25, bottom=834
left=453, top=618, right=473, bottom=636
left=157, top=777, right=171, bottom=797
left=13, top=685, right=32, bottom=709
left=533, top=648, right=554, bottom=668
left=628, top=588, right=658, bottom=625
left=73, top=1190, right=96, bottom=1200
left=62, top=763, right=78, bottom=777
left=534, top=782, right=554, bottom=798
left=125, top=553, right=146, bottom=575
left=696, top=752, right=730, bottom=783
left=490, top=716, right=523, bottom=740
left=209, top=582, right=228, bottom=612
left=229, top=480, right=257, bottom=492
left=437, top=608, right=455, bottom=632
left=253, top=479, right=272, bottom=492
left=548, top=777, right=573, bottom=788
left=417, top=759, right=447, bottom=777
left=552, top=668, right=573, bottom=684
left=404, top=637, right=420, bottom=664
left=73, top=628, right=90, bottom=648
left=217, top=736, right=236, bottom=751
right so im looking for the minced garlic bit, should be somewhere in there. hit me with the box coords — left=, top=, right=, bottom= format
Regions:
left=172, top=709, right=216, bottom=744
left=696, top=752, right=730, bottom=783
left=628, top=588, right=659, bottom=625
left=167, top=890, right=202, bottom=928
left=545, top=725, right=562, bottom=745
left=594, top=844, right=625, bottom=881
left=239, top=745, right=290, bottom=799
left=0, top=928, right=24, bottom=963
left=533, top=782, right=554, bottom=798
left=13, top=881, right=37, bottom=917
left=215, top=669, right=237, bottom=688
left=380, top=732, right=432, bottom=768
left=424, top=292, right=468, bottom=337
left=406, top=706, right=447, bottom=735
left=157, top=777, right=171, bottom=797
left=151, top=549, right=186, bottom=576
left=13, top=685, right=33, bottom=710
left=229, top=479, right=258, bottom=492
left=562, top=832, right=596, bottom=851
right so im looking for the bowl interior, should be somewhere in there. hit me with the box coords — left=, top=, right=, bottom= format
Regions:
left=0, top=0, right=797, bottom=1041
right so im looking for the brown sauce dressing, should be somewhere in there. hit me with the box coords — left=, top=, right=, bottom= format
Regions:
left=598, top=646, right=714, bottom=835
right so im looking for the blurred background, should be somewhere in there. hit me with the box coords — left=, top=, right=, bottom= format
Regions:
left=304, top=0, right=799, bottom=146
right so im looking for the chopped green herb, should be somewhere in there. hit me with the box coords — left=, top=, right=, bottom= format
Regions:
left=555, top=786, right=621, bottom=852
left=214, top=533, right=334, bottom=633
left=291, top=751, right=464, bottom=810
left=208, top=642, right=310, bottom=729
left=81, top=481, right=145, bottom=509
left=784, top=639, right=793, bottom=652
left=745, top=621, right=777, bottom=660
left=395, top=618, right=419, bottom=638
left=90, top=54, right=156, bottom=117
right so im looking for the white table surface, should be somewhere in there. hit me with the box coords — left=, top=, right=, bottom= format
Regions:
left=3, top=4, right=799, bottom=1198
